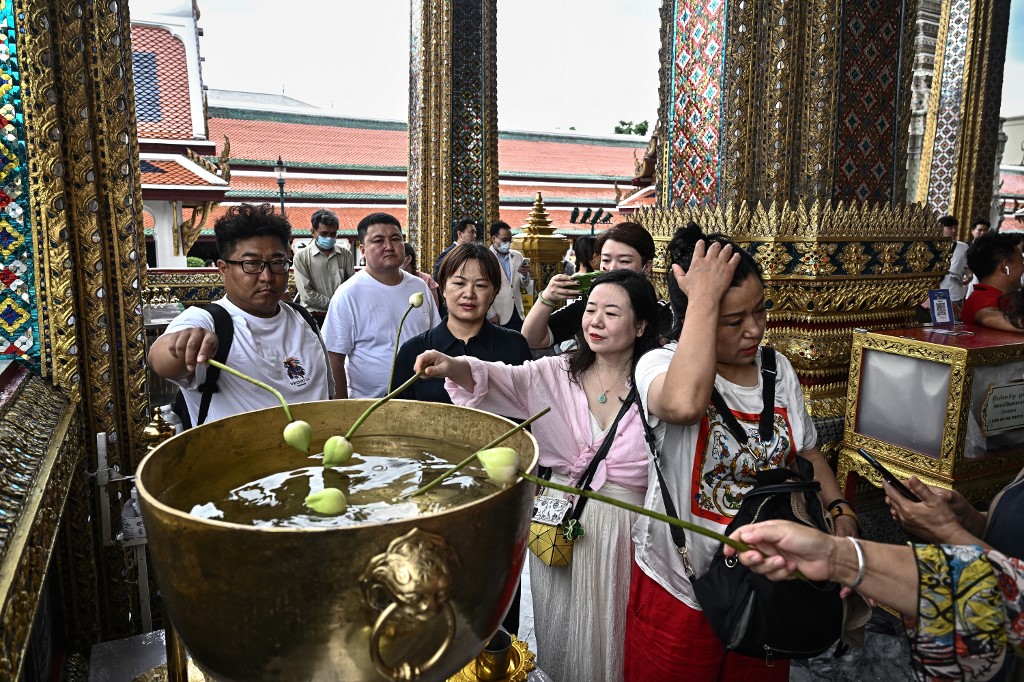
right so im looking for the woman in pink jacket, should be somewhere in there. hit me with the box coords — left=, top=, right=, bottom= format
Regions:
left=415, top=269, right=660, bottom=682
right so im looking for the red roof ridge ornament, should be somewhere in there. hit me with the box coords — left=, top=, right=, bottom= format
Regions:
left=521, top=192, right=555, bottom=236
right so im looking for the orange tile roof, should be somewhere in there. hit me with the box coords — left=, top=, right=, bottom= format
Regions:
left=207, top=117, right=409, bottom=168
left=1000, top=168, right=1024, bottom=197
left=224, top=174, right=619, bottom=205
left=207, top=108, right=646, bottom=180
left=227, top=175, right=408, bottom=199
left=132, top=25, right=194, bottom=140
left=140, top=158, right=223, bottom=187
left=150, top=204, right=610, bottom=239
left=209, top=205, right=408, bottom=234
left=499, top=137, right=638, bottom=179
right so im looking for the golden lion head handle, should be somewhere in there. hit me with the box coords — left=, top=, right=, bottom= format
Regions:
left=360, top=528, right=460, bottom=680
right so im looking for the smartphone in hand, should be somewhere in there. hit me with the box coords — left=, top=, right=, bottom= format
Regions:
left=856, top=448, right=922, bottom=502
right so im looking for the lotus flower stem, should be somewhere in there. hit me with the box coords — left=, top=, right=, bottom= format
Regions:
left=387, top=300, right=419, bottom=392
left=207, top=358, right=294, bottom=422
left=519, top=471, right=748, bottom=553
left=345, top=370, right=425, bottom=441
left=518, top=472, right=809, bottom=579
left=400, top=407, right=551, bottom=500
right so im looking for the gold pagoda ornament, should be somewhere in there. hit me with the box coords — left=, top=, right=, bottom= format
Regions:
left=512, top=192, right=569, bottom=313
left=521, top=192, right=556, bottom=235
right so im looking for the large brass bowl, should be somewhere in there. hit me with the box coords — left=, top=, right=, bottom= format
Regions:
left=135, top=399, right=538, bottom=682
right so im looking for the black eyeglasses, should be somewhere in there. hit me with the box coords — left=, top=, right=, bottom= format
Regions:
left=223, top=259, right=292, bottom=274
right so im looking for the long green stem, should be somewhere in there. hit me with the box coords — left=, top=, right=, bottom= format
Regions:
left=207, top=358, right=294, bottom=422
left=520, top=471, right=750, bottom=553
left=400, top=407, right=551, bottom=500
left=519, top=472, right=809, bottom=580
left=387, top=303, right=415, bottom=392
left=345, top=370, right=424, bottom=440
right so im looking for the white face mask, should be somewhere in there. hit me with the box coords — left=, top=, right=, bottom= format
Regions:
left=496, top=242, right=511, bottom=255
left=316, top=235, right=336, bottom=250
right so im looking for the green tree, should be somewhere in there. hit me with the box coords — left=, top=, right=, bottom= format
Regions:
left=634, top=120, right=649, bottom=136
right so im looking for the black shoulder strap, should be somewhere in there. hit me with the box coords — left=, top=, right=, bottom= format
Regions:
left=283, top=300, right=320, bottom=334
left=195, top=304, right=234, bottom=426
left=569, top=386, right=637, bottom=522
left=709, top=346, right=776, bottom=444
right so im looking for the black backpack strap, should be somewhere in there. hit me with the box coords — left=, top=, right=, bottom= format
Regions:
left=283, top=300, right=320, bottom=334
left=758, top=347, right=777, bottom=442
left=709, top=346, right=777, bottom=444
left=195, top=303, right=234, bottom=426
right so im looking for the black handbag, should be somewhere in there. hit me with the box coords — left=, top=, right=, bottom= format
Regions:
left=639, top=348, right=844, bottom=662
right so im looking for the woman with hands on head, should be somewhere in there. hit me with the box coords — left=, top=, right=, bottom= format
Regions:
left=725, top=519, right=1024, bottom=681
left=415, top=269, right=661, bottom=682
left=624, top=223, right=859, bottom=682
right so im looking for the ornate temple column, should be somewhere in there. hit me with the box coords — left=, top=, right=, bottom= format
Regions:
left=0, top=0, right=150, bottom=661
left=408, top=0, right=499, bottom=270
left=915, top=0, right=1012, bottom=230
left=641, top=0, right=945, bottom=422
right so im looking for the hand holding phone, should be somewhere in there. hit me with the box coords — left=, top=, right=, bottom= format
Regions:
left=856, top=448, right=921, bottom=502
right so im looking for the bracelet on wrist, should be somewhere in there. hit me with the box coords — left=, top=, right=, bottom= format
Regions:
left=830, top=507, right=862, bottom=534
left=537, top=294, right=557, bottom=308
left=845, top=537, right=866, bottom=589
left=826, top=498, right=855, bottom=513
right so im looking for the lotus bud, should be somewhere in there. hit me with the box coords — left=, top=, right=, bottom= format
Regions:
left=409, top=292, right=424, bottom=308
left=476, top=447, right=520, bottom=486
left=283, top=420, right=312, bottom=454
left=323, top=435, right=354, bottom=467
left=305, top=488, right=348, bottom=515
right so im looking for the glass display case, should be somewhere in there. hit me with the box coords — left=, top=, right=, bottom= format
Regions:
left=837, top=326, right=1024, bottom=504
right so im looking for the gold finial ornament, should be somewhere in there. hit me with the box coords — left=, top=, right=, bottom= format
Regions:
left=521, top=192, right=555, bottom=235
left=141, top=408, right=177, bottom=450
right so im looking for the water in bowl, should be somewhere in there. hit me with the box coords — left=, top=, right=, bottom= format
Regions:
left=160, top=434, right=500, bottom=528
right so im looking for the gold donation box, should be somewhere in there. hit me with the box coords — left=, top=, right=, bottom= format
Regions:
left=838, top=326, right=1024, bottom=504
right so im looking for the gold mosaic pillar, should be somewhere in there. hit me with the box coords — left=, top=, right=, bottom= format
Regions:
left=639, top=0, right=946, bottom=423
left=915, top=0, right=1012, bottom=231
left=408, top=0, right=499, bottom=271
left=1, top=0, right=150, bottom=657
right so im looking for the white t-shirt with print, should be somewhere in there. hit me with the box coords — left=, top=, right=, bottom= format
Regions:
left=165, top=297, right=334, bottom=425
left=632, top=343, right=817, bottom=609
left=322, top=269, right=440, bottom=398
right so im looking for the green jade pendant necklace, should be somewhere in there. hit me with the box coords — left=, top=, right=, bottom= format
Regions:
left=594, top=367, right=627, bottom=404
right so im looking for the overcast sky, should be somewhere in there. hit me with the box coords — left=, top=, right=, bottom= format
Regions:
left=1003, top=0, right=1024, bottom=118
left=196, top=0, right=662, bottom=136
left=196, top=0, right=1022, bottom=132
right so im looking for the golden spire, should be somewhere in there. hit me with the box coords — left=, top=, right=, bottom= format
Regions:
left=521, top=192, right=555, bottom=235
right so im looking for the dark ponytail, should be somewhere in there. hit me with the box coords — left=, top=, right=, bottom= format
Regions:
left=665, top=222, right=763, bottom=338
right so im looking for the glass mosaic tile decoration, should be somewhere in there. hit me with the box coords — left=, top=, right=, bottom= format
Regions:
left=0, top=1, right=37, bottom=364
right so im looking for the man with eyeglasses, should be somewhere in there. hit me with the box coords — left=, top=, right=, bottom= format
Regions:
left=149, top=203, right=334, bottom=424
left=292, top=208, right=354, bottom=326
left=322, top=212, right=440, bottom=398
